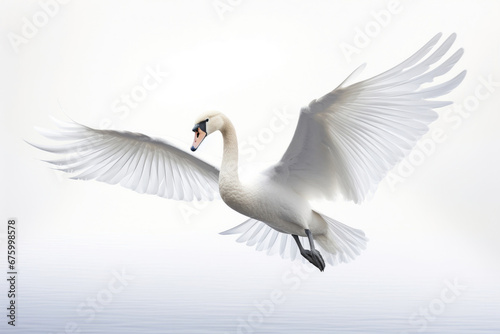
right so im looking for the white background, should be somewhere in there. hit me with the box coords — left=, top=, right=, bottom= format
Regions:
left=0, top=1, right=499, bottom=329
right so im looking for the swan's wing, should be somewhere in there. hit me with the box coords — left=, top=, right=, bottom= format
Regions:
left=266, top=33, right=466, bottom=203
left=220, top=219, right=359, bottom=266
left=31, top=119, right=220, bottom=201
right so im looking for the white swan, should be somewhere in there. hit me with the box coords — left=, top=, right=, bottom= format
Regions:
left=32, top=33, right=465, bottom=271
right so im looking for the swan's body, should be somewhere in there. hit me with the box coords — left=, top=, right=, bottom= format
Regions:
left=215, top=114, right=325, bottom=237
left=32, top=33, right=465, bottom=271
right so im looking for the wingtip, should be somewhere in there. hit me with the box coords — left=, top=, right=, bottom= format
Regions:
left=431, top=32, right=443, bottom=43
left=24, top=140, right=45, bottom=151
left=24, top=139, right=34, bottom=147
left=338, top=62, right=367, bottom=88
left=444, top=32, right=457, bottom=46
left=33, top=126, right=54, bottom=138
left=456, top=69, right=467, bottom=82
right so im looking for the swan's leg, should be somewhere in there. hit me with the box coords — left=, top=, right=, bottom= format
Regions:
left=292, top=234, right=305, bottom=252
left=292, top=229, right=325, bottom=272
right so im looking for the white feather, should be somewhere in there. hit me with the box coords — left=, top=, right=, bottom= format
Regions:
left=30, top=120, right=220, bottom=201
left=266, top=33, right=466, bottom=203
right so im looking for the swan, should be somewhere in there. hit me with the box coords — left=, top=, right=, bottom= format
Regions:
left=32, top=33, right=465, bottom=271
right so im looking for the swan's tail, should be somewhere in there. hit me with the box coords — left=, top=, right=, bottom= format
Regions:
left=220, top=213, right=367, bottom=267
left=313, top=211, right=368, bottom=265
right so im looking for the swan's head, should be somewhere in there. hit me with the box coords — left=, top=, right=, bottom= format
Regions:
left=191, top=111, right=225, bottom=151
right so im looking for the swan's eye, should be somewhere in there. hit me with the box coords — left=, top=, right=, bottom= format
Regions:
left=192, top=120, right=207, bottom=134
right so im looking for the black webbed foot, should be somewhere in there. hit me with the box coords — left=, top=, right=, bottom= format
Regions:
left=301, top=249, right=325, bottom=272
left=293, top=230, right=326, bottom=272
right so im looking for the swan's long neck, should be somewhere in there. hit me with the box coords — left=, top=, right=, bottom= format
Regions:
left=218, top=116, right=243, bottom=205
left=220, top=116, right=239, bottom=182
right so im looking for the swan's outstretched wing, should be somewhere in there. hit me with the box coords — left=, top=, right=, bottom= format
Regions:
left=31, top=119, right=220, bottom=201
left=266, top=33, right=466, bottom=203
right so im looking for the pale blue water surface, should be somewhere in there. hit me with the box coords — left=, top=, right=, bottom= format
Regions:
left=2, top=234, right=499, bottom=334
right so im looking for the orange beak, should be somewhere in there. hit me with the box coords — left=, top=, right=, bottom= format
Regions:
left=191, top=127, right=207, bottom=151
